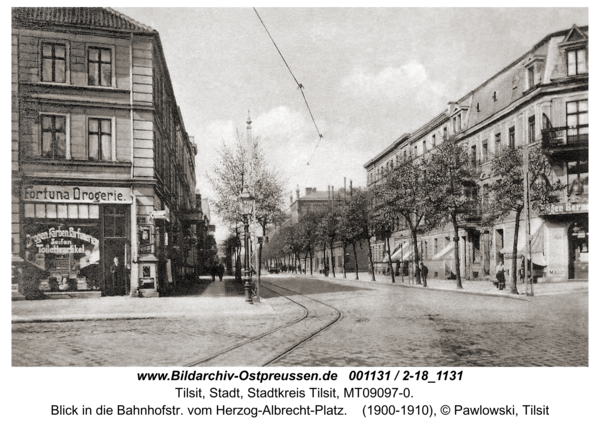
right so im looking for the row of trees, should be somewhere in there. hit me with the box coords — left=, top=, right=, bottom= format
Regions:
left=263, top=138, right=562, bottom=295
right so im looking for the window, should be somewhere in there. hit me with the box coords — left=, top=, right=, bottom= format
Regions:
left=482, top=141, right=488, bottom=163
left=470, top=145, right=477, bottom=167
left=493, top=91, right=497, bottom=102
left=495, top=133, right=501, bottom=154
left=414, top=146, right=418, bottom=157
left=88, top=118, right=112, bottom=161
left=527, top=66, right=535, bottom=88
left=422, top=241, right=428, bottom=260
left=528, top=116, right=536, bottom=144
left=432, top=134, right=436, bottom=146
left=88, top=47, right=112, bottom=86
left=41, top=115, right=67, bottom=159
left=476, top=102, right=480, bottom=112
left=423, top=140, right=427, bottom=153
left=434, top=238, right=438, bottom=255
left=443, top=127, right=448, bottom=139
left=508, top=126, right=515, bottom=149
left=567, top=160, right=588, bottom=198
left=567, top=49, right=587, bottom=76
left=41, top=42, right=66, bottom=83
left=566, top=100, right=588, bottom=142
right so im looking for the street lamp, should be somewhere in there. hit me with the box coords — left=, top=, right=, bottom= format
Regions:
left=239, top=189, right=255, bottom=303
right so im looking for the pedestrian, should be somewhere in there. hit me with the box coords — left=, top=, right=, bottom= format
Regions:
left=495, top=261, right=506, bottom=290
left=420, top=261, right=428, bottom=287
left=217, top=263, right=224, bottom=282
left=210, top=263, right=216, bottom=282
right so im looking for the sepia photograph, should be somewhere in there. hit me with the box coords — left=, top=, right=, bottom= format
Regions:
left=10, top=6, right=588, bottom=372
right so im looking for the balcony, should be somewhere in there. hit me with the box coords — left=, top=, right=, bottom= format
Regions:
left=542, top=125, right=588, bottom=158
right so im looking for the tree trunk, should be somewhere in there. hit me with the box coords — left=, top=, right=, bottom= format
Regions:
left=367, top=238, right=376, bottom=281
left=352, top=241, right=359, bottom=280
left=386, top=236, right=395, bottom=283
left=310, top=249, right=313, bottom=275
left=342, top=243, right=347, bottom=278
left=411, top=229, right=422, bottom=285
left=510, top=207, right=522, bottom=294
left=452, top=217, right=463, bottom=289
left=330, top=239, right=336, bottom=278
left=323, top=243, right=327, bottom=276
left=258, top=241, right=263, bottom=283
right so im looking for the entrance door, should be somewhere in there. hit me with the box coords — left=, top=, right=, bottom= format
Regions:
left=568, top=222, right=589, bottom=280
left=103, top=239, right=128, bottom=295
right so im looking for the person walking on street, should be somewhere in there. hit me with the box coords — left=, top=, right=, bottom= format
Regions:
left=420, top=261, right=428, bottom=287
left=210, top=263, right=216, bottom=282
left=496, top=261, right=506, bottom=290
left=217, top=263, right=224, bottom=282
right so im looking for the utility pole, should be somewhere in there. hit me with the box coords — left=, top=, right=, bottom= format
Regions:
left=523, top=141, right=533, bottom=296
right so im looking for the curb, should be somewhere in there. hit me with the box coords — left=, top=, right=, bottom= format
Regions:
left=286, top=274, right=533, bottom=301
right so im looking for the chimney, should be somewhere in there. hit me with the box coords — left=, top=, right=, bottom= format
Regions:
left=344, top=177, right=347, bottom=202
left=296, top=184, right=300, bottom=200
left=331, top=186, right=335, bottom=200
left=327, top=185, right=330, bottom=201
left=305, top=187, right=313, bottom=196
left=350, top=180, right=353, bottom=198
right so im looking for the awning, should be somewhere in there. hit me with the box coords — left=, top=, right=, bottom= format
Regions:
left=433, top=242, right=454, bottom=260
left=500, top=222, right=546, bottom=266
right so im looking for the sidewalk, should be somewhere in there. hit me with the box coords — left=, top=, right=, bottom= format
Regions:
left=11, top=277, right=275, bottom=323
left=271, top=271, right=588, bottom=299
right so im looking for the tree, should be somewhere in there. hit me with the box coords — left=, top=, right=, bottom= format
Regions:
left=298, top=211, right=322, bottom=275
left=317, top=202, right=341, bottom=278
left=207, top=130, right=286, bottom=281
left=485, top=145, right=563, bottom=294
left=427, top=138, right=479, bottom=289
left=377, top=155, right=442, bottom=286
left=346, top=187, right=377, bottom=281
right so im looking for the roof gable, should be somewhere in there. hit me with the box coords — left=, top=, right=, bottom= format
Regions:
left=563, top=24, right=587, bottom=43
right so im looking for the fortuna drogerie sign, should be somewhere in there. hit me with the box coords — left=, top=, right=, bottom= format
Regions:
left=22, top=185, right=132, bottom=204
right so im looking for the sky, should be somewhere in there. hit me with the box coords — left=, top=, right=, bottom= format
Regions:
left=115, top=7, right=588, bottom=243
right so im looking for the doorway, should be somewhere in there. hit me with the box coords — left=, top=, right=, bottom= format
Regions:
left=568, top=221, right=588, bottom=280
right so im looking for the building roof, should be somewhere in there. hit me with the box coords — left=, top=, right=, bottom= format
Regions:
left=300, top=191, right=331, bottom=201
left=12, top=7, right=156, bottom=33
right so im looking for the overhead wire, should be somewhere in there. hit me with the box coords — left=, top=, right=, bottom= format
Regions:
left=253, top=7, right=324, bottom=165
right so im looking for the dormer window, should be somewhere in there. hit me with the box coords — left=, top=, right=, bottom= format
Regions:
left=476, top=102, right=480, bottom=112
left=493, top=91, right=497, bottom=102
left=527, top=65, right=535, bottom=88
left=567, top=48, right=587, bottom=76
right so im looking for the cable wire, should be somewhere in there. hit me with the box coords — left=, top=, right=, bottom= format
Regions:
left=253, top=8, right=324, bottom=165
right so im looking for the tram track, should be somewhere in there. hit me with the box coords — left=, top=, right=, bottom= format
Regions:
left=185, top=278, right=342, bottom=367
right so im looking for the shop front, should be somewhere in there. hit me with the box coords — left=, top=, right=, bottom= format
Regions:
left=21, top=184, right=133, bottom=298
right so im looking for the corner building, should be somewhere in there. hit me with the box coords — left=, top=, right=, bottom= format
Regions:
left=364, top=25, right=588, bottom=283
left=12, top=8, right=201, bottom=299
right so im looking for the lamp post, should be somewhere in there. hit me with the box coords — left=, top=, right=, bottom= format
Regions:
left=239, top=189, right=255, bottom=303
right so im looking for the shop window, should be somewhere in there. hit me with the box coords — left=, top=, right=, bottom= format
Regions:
left=88, top=118, right=113, bottom=161
left=567, top=49, right=587, bottom=76
left=41, top=42, right=66, bottom=83
left=567, top=160, right=588, bottom=199
left=41, top=114, right=67, bottom=159
left=88, top=47, right=112, bottom=87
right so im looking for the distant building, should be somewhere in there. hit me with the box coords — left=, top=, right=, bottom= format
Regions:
left=12, top=7, right=202, bottom=299
left=365, top=25, right=588, bottom=282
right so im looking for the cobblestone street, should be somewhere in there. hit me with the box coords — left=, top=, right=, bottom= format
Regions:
left=12, top=276, right=587, bottom=367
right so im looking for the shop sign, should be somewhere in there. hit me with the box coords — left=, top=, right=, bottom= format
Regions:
left=544, top=203, right=588, bottom=215
left=22, top=185, right=132, bottom=204
left=27, top=227, right=100, bottom=254
left=150, top=210, right=170, bottom=222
